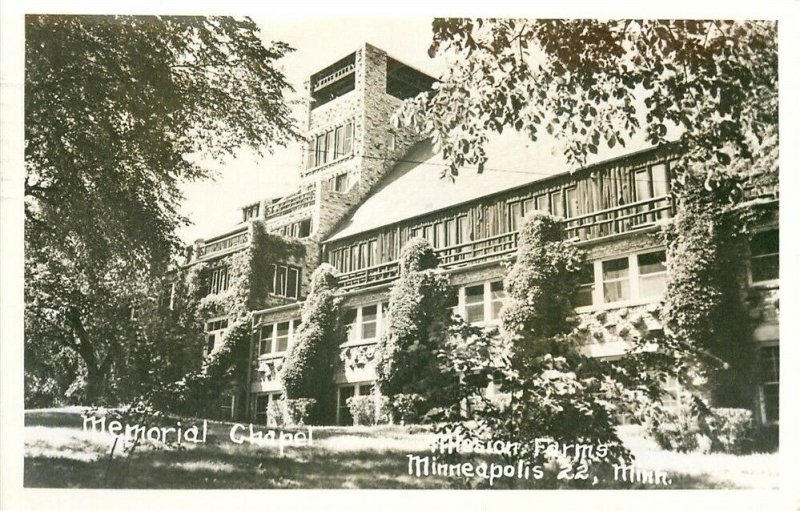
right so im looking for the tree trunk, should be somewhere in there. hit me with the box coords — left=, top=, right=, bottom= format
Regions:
left=85, top=360, right=107, bottom=405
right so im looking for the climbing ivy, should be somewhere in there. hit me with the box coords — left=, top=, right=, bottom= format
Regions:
left=662, top=171, right=759, bottom=410
left=374, top=238, right=456, bottom=410
left=280, top=263, right=344, bottom=423
left=432, top=213, right=670, bottom=482
left=155, top=221, right=304, bottom=419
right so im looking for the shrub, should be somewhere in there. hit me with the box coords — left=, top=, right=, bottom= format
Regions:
left=284, top=398, right=316, bottom=426
left=267, top=400, right=285, bottom=427
left=648, top=406, right=755, bottom=454
left=705, top=408, right=754, bottom=454
left=647, top=406, right=701, bottom=452
left=347, top=395, right=377, bottom=426
left=389, top=393, right=425, bottom=424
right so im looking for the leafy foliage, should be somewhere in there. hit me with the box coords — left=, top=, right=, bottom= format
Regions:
left=375, top=238, right=456, bottom=408
left=661, top=175, right=757, bottom=408
left=346, top=395, right=381, bottom=426
left=433, top=213, right=671, bottom=476
left=24, top=15, right=297, bottom=405
left=397, top=19, right=776, bottom=183
left=280, top=264, right=343, bottom=423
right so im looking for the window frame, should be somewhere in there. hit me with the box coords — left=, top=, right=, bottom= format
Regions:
left=748, top=227, right=779, bottom=287
left=204, top=316, right=230, bottom=357
left=575, top=249, right=669, bottom=312
left=269, top=263, right=301, bottom=299
left=341, top=303, right=388, bottom=347
left=309, top=120, right=355, bottom=170
left=758, top=343, right=779, bottom=424
left=257, top=318, right=301, bottom=358
left=455, top=279, right=505, bottom=326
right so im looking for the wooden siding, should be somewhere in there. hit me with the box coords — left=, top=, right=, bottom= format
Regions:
left=325, top=149, right=678, bottom=274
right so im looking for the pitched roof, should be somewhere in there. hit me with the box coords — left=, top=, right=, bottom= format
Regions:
left=325, top=131, right=657, bottom=242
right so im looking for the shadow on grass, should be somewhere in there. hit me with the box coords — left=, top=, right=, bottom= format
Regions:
left=22, top=409, right=770, bottom=490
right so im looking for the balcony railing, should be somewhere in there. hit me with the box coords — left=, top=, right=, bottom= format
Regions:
left=338, top=260, right=400, bottom=290
left=265, top=188, right=316, bottom=219
left=438, top=231, right=519, bottom=268
left=197, top=229, right=249, bottom=259
left=563, top=195, right=673, bottom=242
left=336, top=197, right=677, bottom=291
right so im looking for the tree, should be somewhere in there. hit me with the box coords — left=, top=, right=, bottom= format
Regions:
left=24, top=15, right=297, bottom=404
left=397, top=19, right=777, bottom=187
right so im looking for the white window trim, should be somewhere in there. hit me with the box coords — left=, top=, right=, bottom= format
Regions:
left=456, top=280, right=504, bottom=327
left=205, top=315, right=230, bottom=356
left=574, top=248, right=667, bottom=313
left=270, top=264, right=301, bottom=299
left=258, top=318, right=300, bottom=359
left=340, top=303, right=387, bottom=347
left=748, top=227, right=780, bottom=289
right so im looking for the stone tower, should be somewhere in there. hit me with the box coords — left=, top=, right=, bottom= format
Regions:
left=299, top=43, right=435, bottom=239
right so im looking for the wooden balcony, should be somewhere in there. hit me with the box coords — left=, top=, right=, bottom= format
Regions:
left=338, top=260, right=400, bottom=290
left=196, top=229, right=249, bottom=259
left=437, top=231, right=519, bottom=268
left=563, top=195, right=673, bottom=242
left=336, top=197, right=675, bottom=291
left=265, top=188, right=316, bottom=219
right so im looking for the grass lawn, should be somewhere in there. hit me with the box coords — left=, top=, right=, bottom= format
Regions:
left=23, top=407, right=778, bottom=489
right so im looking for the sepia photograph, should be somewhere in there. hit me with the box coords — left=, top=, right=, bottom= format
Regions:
left=1, top=3, right=796, bottom=510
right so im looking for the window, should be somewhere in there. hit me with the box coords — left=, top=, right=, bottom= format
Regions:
left=550, top=190, right=564, bottom=217
left=457, top=281, right=506, bottom=325
left=205, top=318, right=229, bottom=356
left=660, top=376, right=688, bottom=412
left=638, top=251, right=667, bottom=298
left=564, top=187, right=578, bottom=218
left=337, top=385, right=356, bottom=425
left=508, top=201, right=523, bottom=231
left=253, top=392, right=284, bottom=425
left=361, top=305, right=378, bottom=340
left=242, top=203, right=260, bottom=222
left=343, top=304, right=387, bottom=344
left=457, top=215, right=470, bottom=243
left=434, top=222, right=446, bottom=249
left=579, top=250, right=667, bottom=308
left=270, top=264, right=301, bottom=299
left=343, top=308, right=359, bottom=343
left=575, top=264, right=595, bottom=308
left=750, top=229, right=779, bottom=284
left=464, top=284, right=486, bottom=323
left=489, top=281, right=505, bottom=321
left=534, top=194, right=548, bottom=213
left=219, top=393, right=235, bottom=421
left=602, top=258, right=630, bottom=303
left=337, top=383, right=375, bottom=425
left=328, top=173, right=349, bottom=192
left=298, top=218, right=312, bottom=238
left=209, top=266, right=230, bottom=294
left=258, top=319, right=300, bottom=356
left=759, top=345, right=779, bottom=422
left=310, top=121, right=354, bottom=168
left=275, top=322, right=290, bottom=353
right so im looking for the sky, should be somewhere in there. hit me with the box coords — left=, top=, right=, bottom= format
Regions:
left=177, top=18, right=442, bottom=243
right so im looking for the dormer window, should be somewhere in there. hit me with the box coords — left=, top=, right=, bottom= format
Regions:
left=242, top=203, right=260, bottom=222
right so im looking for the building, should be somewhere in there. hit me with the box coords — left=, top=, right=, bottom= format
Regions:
left=181, top=43, right=779, bottom=427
